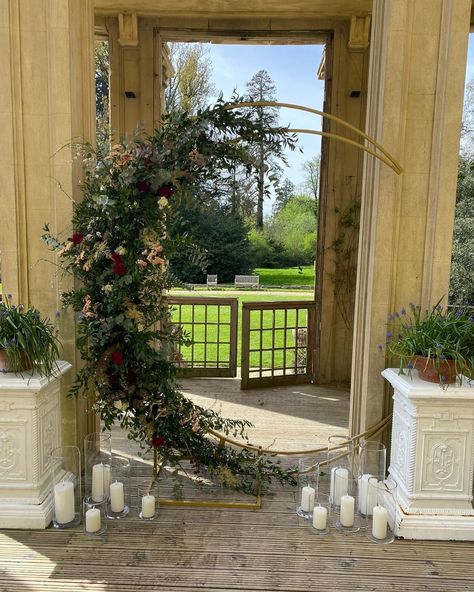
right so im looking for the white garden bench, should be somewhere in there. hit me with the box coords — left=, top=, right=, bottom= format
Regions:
left=234, top=275, right=259, bottom=288
left=206, top=274, right=218, bottom=287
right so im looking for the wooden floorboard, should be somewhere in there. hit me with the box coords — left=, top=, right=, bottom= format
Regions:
left=1, top=378, right=473, bottom=591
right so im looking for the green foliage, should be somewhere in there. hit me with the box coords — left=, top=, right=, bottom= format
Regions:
left=95, top=41, right=110, bottom=157
left=43, top=98, right=298, bottom=491
left=165, top=43, right=215, bottom=115
left=169, top=199, right=251, bottom=283
left=267, top=194, right=317, bottom=266
left=0, top=298, right=59, bottom=376
left=450, top=155, right=474, bottom=305
left=386, top=302, right=474, bottom=384
left=247, top=229, right=280, bottom=268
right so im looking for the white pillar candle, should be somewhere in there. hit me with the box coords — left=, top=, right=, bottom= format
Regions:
left=340, top=494, right=355, bottom=527
left=300, top=485, right=315, bottom=512
left=110, top=480, right=125, bottom=513
left=366, top=480, right=379, bottom=517
left=331, top=468, right=349, bottom=506
left=358, top=474, right=372, bottom=514
left=141, top=494, right=156, bottom=518
left=54, top=481, right=75, bottom=524
left=372, top=505, right=388, bottom=539
left=85, top=508, right=101, bottom=533
left=312, top=505, right=328, bottom=530
left=91, top=463, right=104, bottom=502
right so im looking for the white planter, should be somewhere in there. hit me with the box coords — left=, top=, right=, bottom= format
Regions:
left=0, top=360, right=71, bottom=528
left=383, top=368, right=474, bottom=540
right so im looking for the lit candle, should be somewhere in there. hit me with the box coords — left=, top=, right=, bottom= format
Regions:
left=312, top=505, right=328, bottom=530
left=91, top=463, right=104, bottom=502
left=372, top=505, right=388, bottom=539
left=141, top=494, right=156, bottom=518
left=340, top=494, right=355, bottom=527
left=54, top=481, right=75, bottom=524
left=300, top=485, right=315, bottom=512
left=330, top=468, right=349, bottom=506
left=85, top=508, right=101, bottom=533
left=110, top=480, right=125, bottom=513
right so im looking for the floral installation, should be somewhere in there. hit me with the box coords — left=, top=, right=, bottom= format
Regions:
left=43, top=97, right=298, bottom=492
left=382, top=301, right=474, bottom=386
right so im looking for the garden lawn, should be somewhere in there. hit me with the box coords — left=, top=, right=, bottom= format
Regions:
left=169, top=292, right=314, bottom=369
left=254, top=266, right=315, bottom=287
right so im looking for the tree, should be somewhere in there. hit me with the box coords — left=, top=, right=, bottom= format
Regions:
left=302, top=154, right=321, bottom=201
left=273, top=178, right=295, bottom=214
left=245, top=70, right=286, bottom=229
left=267, top=194, right=317, bottom=265
left=95, top=41, right=110, bottom=156
left=165, top=43, right=215, bottom=114
left=450, top=155, right=474, bottom=305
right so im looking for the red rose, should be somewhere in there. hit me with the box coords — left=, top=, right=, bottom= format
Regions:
left=72, top=232, right=84, bottom=245
left=151, top=436, right=166, bottom=447
left=137, top=180, right=151, bottom=193
left=111, top=252, right=126, bottom=276
left=158, top=184, right=173, bottom=199
left=108, top=374, right=119, bottom=388
left=111, top=351, right=123, bottom=365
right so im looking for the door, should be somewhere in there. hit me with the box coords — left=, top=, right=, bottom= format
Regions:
left=167, top=296, right=238, bottom=377
left=240, top=300, right=317, bottom=389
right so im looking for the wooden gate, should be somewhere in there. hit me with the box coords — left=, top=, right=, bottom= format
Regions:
left=167, top=296, right=238, bottom=377
left=241, top=301, right=317, bottom=389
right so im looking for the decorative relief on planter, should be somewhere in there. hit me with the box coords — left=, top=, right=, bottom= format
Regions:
left=39, top=406, right=58, bottom=477
left=0, top=422, right=26, bottom=480
left=390, top=407, right=410, bottom=487
left=422, top=434, right=464, bottom=491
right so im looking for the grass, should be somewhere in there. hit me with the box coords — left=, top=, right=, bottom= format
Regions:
left=169, top=292, right=314, bottom=369
left=253, top=266, right=315, bottom=287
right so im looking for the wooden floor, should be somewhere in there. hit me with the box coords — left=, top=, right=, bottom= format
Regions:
left=1, top=378, right=474, bottom=592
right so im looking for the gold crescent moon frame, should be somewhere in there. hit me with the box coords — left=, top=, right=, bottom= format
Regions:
left=224, top=100, right=403, bottom=175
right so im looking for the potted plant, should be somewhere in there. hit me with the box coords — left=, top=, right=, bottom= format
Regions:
left=0, top=297, right=59, bottom=376
left=385, top=301, right=474, bottom=385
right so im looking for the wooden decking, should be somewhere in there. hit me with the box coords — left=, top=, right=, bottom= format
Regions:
left=1, top=378, right=474, bottom=591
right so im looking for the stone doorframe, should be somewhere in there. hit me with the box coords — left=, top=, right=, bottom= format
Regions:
left=1, top=1, right=470, bottom=450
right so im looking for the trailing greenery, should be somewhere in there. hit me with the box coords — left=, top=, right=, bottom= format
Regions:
left=386, top=302, right=474, bottom=384
left=43, top=98, right=298, bottom=492
left=0, top=298, right=60, bottom=376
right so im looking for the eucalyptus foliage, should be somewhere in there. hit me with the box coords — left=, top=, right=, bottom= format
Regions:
left=0, top=298, right=59, bottom=376
left=43, top=98, right=298, bottom=491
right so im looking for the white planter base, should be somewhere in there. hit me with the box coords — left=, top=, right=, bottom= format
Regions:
left=383, top=368, right=474, bottom=541
left=394, top=505, right=474, bottom=541
left=0, top=494, right=53, bottom=530
left=0, top=361, right=71, bottom=529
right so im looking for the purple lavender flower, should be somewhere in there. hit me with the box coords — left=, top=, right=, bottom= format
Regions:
left=401, top=307, right=407, bottom=316
left=387, top=331, right=394, bottom=339
left=407, top=362, right=414, bottom=369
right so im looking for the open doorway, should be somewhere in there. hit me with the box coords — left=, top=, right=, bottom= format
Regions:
left=158, top=36, right=328, bottom=388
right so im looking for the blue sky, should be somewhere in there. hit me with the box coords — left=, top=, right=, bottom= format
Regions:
left=207, top=44, right=325, bottom=209
left=206, top=38, right=474, bottom=212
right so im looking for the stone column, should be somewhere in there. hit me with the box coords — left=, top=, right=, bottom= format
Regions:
left=350, top=0, right=471, bottom=435
left=107, top=16, right=169, bottom=140
left=0, top=0, right=96, bottom=446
